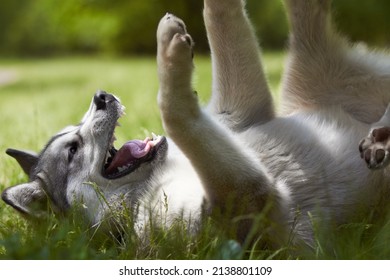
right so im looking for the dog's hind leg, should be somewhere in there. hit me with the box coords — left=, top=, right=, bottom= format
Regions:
left=281, top=0, right=390, bottom=124
left=204, top=0, right=274, bottom=131
left=281, top=0, right=344, bottom=114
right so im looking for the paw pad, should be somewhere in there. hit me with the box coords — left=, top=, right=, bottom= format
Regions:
left=359, top=127, right=390, bottom=169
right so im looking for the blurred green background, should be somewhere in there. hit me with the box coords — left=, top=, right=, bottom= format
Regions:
left=0, top=0, right=389, bottom=57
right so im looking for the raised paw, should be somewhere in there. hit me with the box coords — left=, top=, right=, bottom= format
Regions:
left=157, top=13, right=194, bottom=64
left=156, top=13, right=199, bottom=128
left=359, top=127, right=390, bottom=169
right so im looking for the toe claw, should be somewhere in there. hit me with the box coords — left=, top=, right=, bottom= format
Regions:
left=375, top=149, right=386, bottom=164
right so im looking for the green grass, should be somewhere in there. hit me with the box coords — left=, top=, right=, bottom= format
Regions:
left=1, top=54, right=390, bottom=260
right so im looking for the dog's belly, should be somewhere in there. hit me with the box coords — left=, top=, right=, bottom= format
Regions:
left=240, top=108, right=387, bottom=224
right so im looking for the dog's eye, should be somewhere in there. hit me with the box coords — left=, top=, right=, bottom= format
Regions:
left=68, top=142, right=78, bottom=161
left=70, top=146, right=77, bottom=154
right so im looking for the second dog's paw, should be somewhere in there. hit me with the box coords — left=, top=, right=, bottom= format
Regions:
left=359, top=127, right=390, bottom=169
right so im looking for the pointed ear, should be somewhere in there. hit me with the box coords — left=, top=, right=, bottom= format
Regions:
left=6, top=148, right=39, bottom=176
left=1, top=180, right=48, bottom=218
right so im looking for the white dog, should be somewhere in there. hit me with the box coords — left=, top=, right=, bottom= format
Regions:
left=3, top=0, right=390, bottom=248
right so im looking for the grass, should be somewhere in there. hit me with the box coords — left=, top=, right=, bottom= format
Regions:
left=1, top=53, right=390, bottom=260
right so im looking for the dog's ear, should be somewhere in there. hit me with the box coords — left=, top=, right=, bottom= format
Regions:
left=6, top=148, right=39, bottom=176
left=1, top=180, right=47, bottom=218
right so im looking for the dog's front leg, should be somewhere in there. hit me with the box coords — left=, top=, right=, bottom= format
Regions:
left=157, top=14, right=199, bottom=134
left=204, top=0, right=274, bottom=131
left=157, top=14, right=286, bottom=242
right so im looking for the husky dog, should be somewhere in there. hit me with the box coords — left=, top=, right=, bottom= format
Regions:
left=3, top=0, right=390, bottom=247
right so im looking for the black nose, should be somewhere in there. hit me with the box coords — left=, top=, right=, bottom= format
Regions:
left=94, top=90, right=109, bottom=110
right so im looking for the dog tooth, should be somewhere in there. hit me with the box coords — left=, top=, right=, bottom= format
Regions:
left=152, top=132, right=157, bottom=140
left=152, top=134, right=161, bottom=144
left=120, top=106, right=126, bottom=116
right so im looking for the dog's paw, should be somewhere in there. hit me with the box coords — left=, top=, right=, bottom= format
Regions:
left=157, top=13, right=193, bottom=63
left=359, top=127, right=390, bottom=169
left=170, top=32, right=194, bottom=60
left=157, top=13, right=199, bottom=126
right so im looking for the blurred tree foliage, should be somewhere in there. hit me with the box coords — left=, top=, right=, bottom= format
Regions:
left=0, top=0, right=388, bottom=56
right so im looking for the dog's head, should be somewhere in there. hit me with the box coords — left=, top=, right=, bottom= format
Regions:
left=2, top=91, right=167, bottom=224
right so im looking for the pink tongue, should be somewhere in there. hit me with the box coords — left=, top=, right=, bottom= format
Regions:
left=106, top=140, right=149, bottom=174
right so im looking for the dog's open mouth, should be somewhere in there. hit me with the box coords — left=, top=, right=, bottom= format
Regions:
left=102, top=134, right=166, bottom=179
